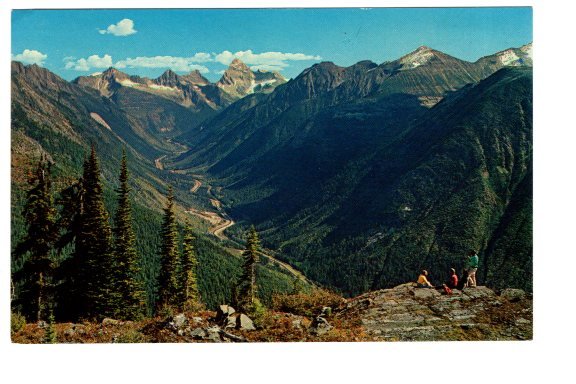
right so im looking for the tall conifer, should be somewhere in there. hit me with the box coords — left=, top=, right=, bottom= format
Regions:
left=54, top=177, right=84, bottom=321
left=157, top=186, right=181, bottom=310
left=76, top=145, right=115, bottom=319
left=237, top=225, right=260, bottom=312
left=112, top=149, right=144, bottom=319
left=14, top=156, right=58, bottom=321
left=181, top=220, right=200, bottom=310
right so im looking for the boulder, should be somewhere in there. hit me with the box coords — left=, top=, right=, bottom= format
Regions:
left=216, top=305, right=236, bottom=324
left=224, top=314, right=238, bottom=329
left=309, top=316, right=333, bottom=336
left=500, top=288, right=526, bottom=302
left=190, top=327, right=208, bottom=339
left=206, top=326, right=223, bottom=342
left=102, top=318, right=121, bottom=326
left=64, top=324, right=86, bottom=337
left=166, top=313, right=189, bottom=332
left=236, top=313, right=256, bottom=331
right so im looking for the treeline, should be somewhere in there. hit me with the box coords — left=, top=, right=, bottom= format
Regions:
left=11, top=147, right=266, bottom=322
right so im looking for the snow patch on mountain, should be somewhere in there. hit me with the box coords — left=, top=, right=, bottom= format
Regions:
left=148, top=83, right=179, bottom=92
left=498, top=50, right=521, bottom=66
left=399, top=46, right=435, bottom=69
left=90, top=112, right=112, bottom=130
left=247, top=79, right=278, bottom=94
left=118, top=78, right=141, bottom=88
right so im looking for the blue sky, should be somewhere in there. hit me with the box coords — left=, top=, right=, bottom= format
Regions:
left=12, top=8, right=532, bottom=82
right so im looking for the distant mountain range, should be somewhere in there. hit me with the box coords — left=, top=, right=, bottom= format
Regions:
left=11, top=42, right=532, bottom=297
left=72, top=60, right=287, bottom=136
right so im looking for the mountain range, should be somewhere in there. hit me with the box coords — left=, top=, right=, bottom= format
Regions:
left=11, top=43, right=533, bottom=300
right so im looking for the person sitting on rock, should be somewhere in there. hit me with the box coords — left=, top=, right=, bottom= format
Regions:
left=417, top=270, right=434, bottom=288
left=447, top=268, right=458, bottom=289
left=441, top=268, right=458, bottom=295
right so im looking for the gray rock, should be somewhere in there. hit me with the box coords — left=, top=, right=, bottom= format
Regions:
left=206, top=326, right=223, bottom=342
left=216, top=305, right=235, bottom=324
left=462, top=286, right=494, bottom=299
left=225, top=314, right=238, bottom=329
left=309, top=316, right=333, bottom=336
left=168, top=313, right=188, bottom=329
left=500, top=288, right=526, bottom=302
left=236, top=313, right=256, bottom=331
left=191, top=317, right=204, bottom=325
left=102, top=318, right=121, bottom=326
left=37, top=320, right=47, bottom=328
left=190, top=327, right=208, bottom=339
left=413, top=288, right=441, bottom=299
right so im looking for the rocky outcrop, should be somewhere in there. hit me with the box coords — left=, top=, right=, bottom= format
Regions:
left=309, top=307, right=334, bottom=336
left=340, top=283, right=532, bottom=341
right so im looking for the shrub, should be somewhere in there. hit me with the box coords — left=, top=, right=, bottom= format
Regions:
left=245, top=297, right=267, bottom=327
left=271, top=289, right=345, bottom=317
left=11, top=312, right=26, bottom=334
left=115, top=329, right=146, bottom=343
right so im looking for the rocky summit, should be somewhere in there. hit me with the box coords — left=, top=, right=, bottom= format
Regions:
left=341, top=284, right=532, bottom=341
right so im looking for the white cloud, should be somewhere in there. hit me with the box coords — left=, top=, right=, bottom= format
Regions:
left=64, top=54, right=113, bottom=71
left=214, top=49, right=321, bottom=70
left=115, top=55, right=210, bottom=72
left=98, top=18, right=137, bottom=36
left=12, top=49, right=48, bottom=66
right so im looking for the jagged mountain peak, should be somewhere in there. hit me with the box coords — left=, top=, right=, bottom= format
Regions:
left=228, top=58, right=251, bottom=71
left=181, top=70, right=210, bottom=85
left=155, top=69, right=181, bottom=87
left=101, top=67, right=129, bottom=77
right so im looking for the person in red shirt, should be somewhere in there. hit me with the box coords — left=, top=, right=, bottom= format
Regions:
left=442, top=268, right=459, bottom=294
left=447, top=268, right=458, bottom=289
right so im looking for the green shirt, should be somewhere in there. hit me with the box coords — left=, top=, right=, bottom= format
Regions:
left=466, top=254, right=479, bottom=269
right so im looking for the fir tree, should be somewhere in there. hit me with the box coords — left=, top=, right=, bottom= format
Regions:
left=53, top=177, right=85, bottom=321
left=157, top=186, right=181, bottom=311
left=237, top=226, right=261, bottom=312
left=112, top=149, right=144, bottom=319
left=14, top=156, right=58, bottom=321
left=43, top=310, right=57, bottom=344
left=76, top=145, right=115, bottom=319
left=181, top=220, right=201, bottom=310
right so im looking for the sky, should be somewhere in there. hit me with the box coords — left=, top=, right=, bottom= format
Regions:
left=11, top=7, right=532, bottom=82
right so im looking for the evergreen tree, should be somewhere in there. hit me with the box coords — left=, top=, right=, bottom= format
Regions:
left=53, top=177, right=85, bottom=321
left=181, top=220, right=201, bottom=310
left=112, top=149, right=144, bottom=319
left=157, top=186, right=181, bottom=311
left=14, top=156, right=58, bottom=321
left=43, top=310, right=57, bottom=344
left=237, top=226, right=261, bottom=312
left=76, top=145, right=115, bottom=319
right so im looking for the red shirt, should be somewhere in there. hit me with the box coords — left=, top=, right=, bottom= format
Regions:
left=448, top=274, right=458, bottom=288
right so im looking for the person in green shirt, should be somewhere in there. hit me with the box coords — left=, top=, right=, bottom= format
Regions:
left=465, top=250, right=479, bottom=288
